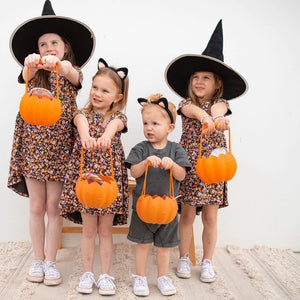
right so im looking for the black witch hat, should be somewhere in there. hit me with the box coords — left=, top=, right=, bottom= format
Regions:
left=10, top=0, right=95, bottom=68
left=165, top=20, right=248, bottom=100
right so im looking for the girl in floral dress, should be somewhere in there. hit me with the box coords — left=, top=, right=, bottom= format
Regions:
left=165, top=20, right=248, bottom=282
left=7, top=0, right=95, bottom=286
left=59, top=58, right=129, bottom=295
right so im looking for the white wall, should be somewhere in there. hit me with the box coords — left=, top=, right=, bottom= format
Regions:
left=1, top=0, right=299, bottom=250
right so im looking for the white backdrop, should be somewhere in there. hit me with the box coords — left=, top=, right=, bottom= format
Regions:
left=0, top=0, right=299, bottom=250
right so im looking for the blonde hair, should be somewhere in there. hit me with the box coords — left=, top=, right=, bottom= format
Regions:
left=84, top=67, right=129, bottom=120
left=141, top=93, right=177, bottom=124
left=188, top=72, right=223, bottom=113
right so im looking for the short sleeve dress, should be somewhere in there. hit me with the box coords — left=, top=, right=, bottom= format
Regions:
left=7, top=68, right=83, bottom=197
left=59, top=109, right=129, bottom=226
left=178, top=98, right=231, bottom=214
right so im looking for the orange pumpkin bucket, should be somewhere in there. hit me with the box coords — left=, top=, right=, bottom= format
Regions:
left=19, top=64, right=62, bottom=126
left=75, top=148, right=118, bottom=209
left=196, top=125, right=237, bottom=184
left=136, top=162, right=178, bottom=224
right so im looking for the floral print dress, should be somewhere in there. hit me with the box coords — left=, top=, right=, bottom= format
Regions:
left=7, top=68, right=82, bottom=197
left=59, top=110, right=129, bottom=226
left=178, top=98, right=231, bottom=214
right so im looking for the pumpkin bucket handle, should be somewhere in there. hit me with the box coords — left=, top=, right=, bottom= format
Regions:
left=25, top=62, right=60, bottom=100
left=141, top=162, right=174, bottom=198
left=79, top=147, right=115, bottom=179
left=199, top=122, right=232, bottom=159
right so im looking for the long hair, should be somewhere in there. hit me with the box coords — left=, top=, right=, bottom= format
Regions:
left=188, top=73, right=223, bottom=114
left=84, top=68, right=129, bottom=121
left=34, top=35, right=76, bottom=90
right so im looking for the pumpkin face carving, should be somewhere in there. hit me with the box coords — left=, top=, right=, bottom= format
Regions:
left=75, top=148, right=118, bottom=209
left=75, top=174, right=118, bottom=209
left=136, top=162, right=178, bottom=224
left=196, top=126, right=237, bottom=184
left=19, top=66, right=62, bottom=126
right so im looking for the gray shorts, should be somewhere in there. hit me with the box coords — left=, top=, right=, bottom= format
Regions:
left=127, top=211, right=180, bottom=248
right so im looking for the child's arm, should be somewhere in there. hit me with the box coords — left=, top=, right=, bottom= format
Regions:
left=22, top=54, right=41, bottom=81
left=211, top=102, right=230, bottom=131
left=160, top=157, right=186, bottom=181
left=130, top=156, right=162, bottom=178
left=74, top=113, right=97, bottom=150
left=97, top=119, right=125, bottom=150
left=180, top=104, right=215, bottom=135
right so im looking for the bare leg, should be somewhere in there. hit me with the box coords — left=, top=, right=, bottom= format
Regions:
left=81, top=214, right=97, bottom=272
left=135, top=243, right=151, bottom=276
left=201, top=205, right=219, bottom=261
left=156, top=247, right=170, bottom=277
left=44, top=181, right=63, bottom=262
left=178, top=204, right=196, bottom=257
left=98, top=214, right=114, bottom=274
left=25, top=178, right=47, bottom=261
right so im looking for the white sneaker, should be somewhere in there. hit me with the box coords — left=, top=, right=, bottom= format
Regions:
left=200, top=259, right=216, bottom=283
left=76, top=272, right=95, bottom=294
left=157, top=276, right=176, bottom=296
left=44, top=261, right=62, bottom=285
left=176, top=253, right=192, bottom=278
left=97, top=274, right=116, bottom=295
left=133, top=274, right=149, bottom=296
left=26, top=260, right=44, bottom=283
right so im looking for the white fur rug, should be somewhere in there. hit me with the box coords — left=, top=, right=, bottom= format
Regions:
left=0, top=241, right=299, bottom=299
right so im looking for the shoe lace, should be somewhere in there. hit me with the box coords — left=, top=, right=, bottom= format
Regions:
left=179, top=254, right=192, bottom=271
left=31, top=260, right=44, bottom=273
left=201, top=259, right=214, bottom=275
left=97, top=274, right=116, bottom=289
left=44, top=261, right=59, bottom=276
left=158, top=276, right=173, bottom=288
left=132, top=274, right=147, bottom=288
left=80, top=272, right=95, bottom=285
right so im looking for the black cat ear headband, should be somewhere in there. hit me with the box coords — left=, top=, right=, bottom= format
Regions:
left=98, top=58, right=128, bottom=93
left=137, top=97, right=174, bottom=124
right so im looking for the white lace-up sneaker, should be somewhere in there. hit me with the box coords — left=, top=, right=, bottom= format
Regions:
left=97, top=274, right=116, bottom=295
left=200, top=259, right=216, bottom=283
left=26, top=260, right=44, bottom=283
left=176, top=253, right=192, bottom=278
left=133, top=274, right=149, bottom=296
left=157, top=276, right=176, bottom=296
left=44, top=261, right=62, bottom=285
left=76, top=272, right=95, bottom=294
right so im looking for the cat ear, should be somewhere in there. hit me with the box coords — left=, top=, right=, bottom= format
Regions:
left=116, top=68, right=128, bottom=80
left=98, top=58, right=108, bottom=70
left=156, top=97, right=169, bottom=109
left=137, top=98, right=148, bottom=106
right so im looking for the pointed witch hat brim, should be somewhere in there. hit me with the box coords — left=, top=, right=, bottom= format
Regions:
left=9, top=0, right=95, bottom=68
left=165, top=20, right=248, bottom=100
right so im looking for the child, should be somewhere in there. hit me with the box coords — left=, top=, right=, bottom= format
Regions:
left=165, top=20, right=248, bottom=282
left=125, top=94, right=191, bottom=296
left=59, top=58, right=129, bottom=295
left=7, top=0, right=95, bottom=285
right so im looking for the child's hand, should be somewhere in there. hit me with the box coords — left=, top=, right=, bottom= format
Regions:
left=160, top=157, right=174, bottom=170
left=40, top=55, right=60, bottom=71
left=97, top=136, right=111, bottom=150
left=24, top=53, right=42, bottom=69
left=147, top=156, right=161, bottom=168
left=215, top=117, right=230, bottom=131
left=81, top=136, right=97, bottom=150
left=202, top=117, right=215, bottom=135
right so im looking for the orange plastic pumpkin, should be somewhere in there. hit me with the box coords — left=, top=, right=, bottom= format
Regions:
left=75, top=148, right=118, bottom=209
left=196, top=126, right=237, bottom=184
left=19, top=66, right=61, bottom=126
left=136, top=163, right=178, bottom=224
